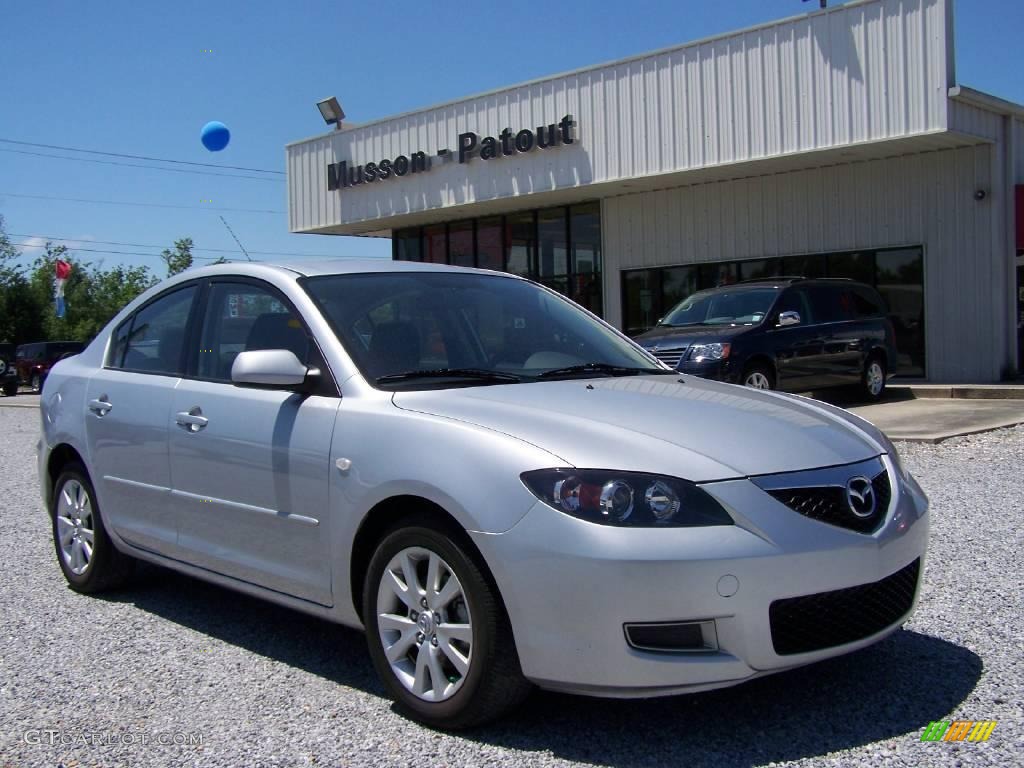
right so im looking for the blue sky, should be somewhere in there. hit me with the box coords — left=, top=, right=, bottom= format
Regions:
left=2, top=0, right=1022, bottom=276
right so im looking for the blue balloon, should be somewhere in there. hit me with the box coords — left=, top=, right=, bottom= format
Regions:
left=201, top=121, right=230, bottom=152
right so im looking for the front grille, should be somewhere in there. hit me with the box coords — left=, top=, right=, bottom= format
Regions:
left=766, top=470, right=891, bottom=534
left=649, top=348, right=686, bottom=368
left=769, top=558, right=920, bottom=655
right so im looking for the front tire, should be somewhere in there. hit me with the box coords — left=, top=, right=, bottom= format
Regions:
left=2, top=381, right=16, bottom=397
left=742, top=363, right=775, bottom=391
left=363, top=523, right=531, bottom=729
left=31, top=373, right=42, bottom=392
left=51, top=464, right=134, bottom=593
left=862, top=355, right=887, bottom=402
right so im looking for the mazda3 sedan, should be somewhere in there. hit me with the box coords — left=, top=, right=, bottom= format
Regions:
left=38, top=261, right=929, bottom=729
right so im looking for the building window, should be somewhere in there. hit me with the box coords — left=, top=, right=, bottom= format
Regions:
left=621, top=247, right=925, bottom=376
left=390, top=202, right=603, bottom=315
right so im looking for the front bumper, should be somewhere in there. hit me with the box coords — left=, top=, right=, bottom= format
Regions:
left=470, top=458, right=929, bottom=698
left=676, top=358, right=740, bottom=383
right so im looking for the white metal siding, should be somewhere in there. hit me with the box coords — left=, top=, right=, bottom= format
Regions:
left=602, top=145, right=1005, bottom=383
left=288, top=0, right=951, bottom=233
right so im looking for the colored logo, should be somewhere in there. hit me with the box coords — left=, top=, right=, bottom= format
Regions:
left=845, top=476, right=876, bottom=518
left=920, top=721, right=997, bottom=742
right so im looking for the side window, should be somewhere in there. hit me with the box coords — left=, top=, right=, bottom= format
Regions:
left=119, top=286, right=197, bottom=374
left=851, top=286, right=886, bottom=318
left=806, top=285, right=845, bottom=324
left=198, top=282, right=310, bottom=381
left=109, top=319, right=132, bottom=368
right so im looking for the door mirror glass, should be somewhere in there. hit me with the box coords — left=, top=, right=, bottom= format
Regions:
left=777, top=310, right=801, bottom=327
left=231, top=349, right=316, bottom=388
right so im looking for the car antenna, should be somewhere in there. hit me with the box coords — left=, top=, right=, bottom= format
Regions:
left=218, top=215, right=254, bottom=262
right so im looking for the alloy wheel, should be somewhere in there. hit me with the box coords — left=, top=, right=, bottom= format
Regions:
left=866, top=361, right=885, bottom=396
left=56, top=479, right=94, bottom=575
left=376, top=546, right=473, bottom=703
left=744, top=371, right=771, bottom=389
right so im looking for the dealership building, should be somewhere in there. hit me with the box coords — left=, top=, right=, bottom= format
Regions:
left=286, top=0, right=1024, bottom=383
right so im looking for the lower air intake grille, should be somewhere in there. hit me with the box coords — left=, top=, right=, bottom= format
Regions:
left=769, top=558, right=920, bottom=656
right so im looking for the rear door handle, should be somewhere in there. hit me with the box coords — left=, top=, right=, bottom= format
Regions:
left=87, top=398, right=112, bottom=416
left=175, top=407, right=208, bottom=432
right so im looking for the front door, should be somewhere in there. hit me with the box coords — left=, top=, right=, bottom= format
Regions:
left=85, top=284, right=198, bottom=557
left=766, top=287, right=826, bottom=391
left=168, top=280, right=338, bottom=606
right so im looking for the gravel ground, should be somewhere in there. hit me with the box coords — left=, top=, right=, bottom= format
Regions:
left=0, top=406, right=1021, bottom=768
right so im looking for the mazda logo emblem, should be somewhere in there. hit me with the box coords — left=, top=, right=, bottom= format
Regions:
left=845, top=476, right=876, bottom=518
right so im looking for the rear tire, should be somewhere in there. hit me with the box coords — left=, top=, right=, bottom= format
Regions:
left=862, top=355, right=887, bottom=402
left=363, top=522, right=531, bottom=729
left=51, top=463, right=134, bottom=593
left=742, top=363, right=775, bottom=391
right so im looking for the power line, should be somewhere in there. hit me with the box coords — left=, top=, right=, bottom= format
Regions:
left=0, top=148, right=283, bottom=182
left=0, top=138, right=284, bottom=175
left=11, top=243, right=232, bottom=261
left=218, top=216, right=254, bottom=261
left=0, top=191, right=284, bottom=214
left=9, top=233, right=350, bottom=259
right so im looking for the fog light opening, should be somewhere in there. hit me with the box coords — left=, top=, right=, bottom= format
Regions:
left=624, top=620, right=719, bottom=654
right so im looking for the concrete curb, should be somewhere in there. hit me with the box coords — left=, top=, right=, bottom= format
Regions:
left=890, top=384, right=1024, bottom=400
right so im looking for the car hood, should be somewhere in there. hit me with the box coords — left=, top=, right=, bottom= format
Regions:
left=636, top=323, right=753, bottom=349
left=391, top=376, right=882, bottom=481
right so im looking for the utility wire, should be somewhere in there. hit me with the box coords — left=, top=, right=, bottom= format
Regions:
left=10, top=244, right=232, bottom=261
left=0, top=138, right=284, bottom=175
left=9, top=233, right=350, bottom=259
left=218, top=216, right=254, bottom=261
left=0, top=148, right=282, bottom=182
left=0, top=191, right=283, bottom=215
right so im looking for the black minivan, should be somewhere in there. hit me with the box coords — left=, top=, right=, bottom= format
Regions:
left=636, top=277, right=898, bottom=400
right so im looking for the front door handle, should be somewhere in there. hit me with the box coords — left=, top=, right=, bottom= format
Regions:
left=87, top=397, right=112, bottom=416
left=175, top=407, right=208, bottom=432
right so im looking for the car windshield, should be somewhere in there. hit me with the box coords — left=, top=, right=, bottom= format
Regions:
left=659, top=288, right=779, bottom=327
left=303, top=271, right=671, bottom=388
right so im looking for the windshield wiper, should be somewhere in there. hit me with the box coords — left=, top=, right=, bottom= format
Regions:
left=376, top=368, right=523, bottom=385
left=538, top=363, right=676, bottom=379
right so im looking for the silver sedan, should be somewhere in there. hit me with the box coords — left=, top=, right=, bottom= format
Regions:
left=37, top=260, right=929, bottom=729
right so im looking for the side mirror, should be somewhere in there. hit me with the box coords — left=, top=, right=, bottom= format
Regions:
left=231, top=349, right=318, bottom=389
left=777, top=311, right=801, bottom=327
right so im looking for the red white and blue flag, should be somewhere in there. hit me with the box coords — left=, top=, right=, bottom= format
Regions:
left=54, top=259, right=71, bottom=318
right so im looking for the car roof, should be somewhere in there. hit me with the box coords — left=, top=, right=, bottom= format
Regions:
left=181, top=258, right=518, bottom=280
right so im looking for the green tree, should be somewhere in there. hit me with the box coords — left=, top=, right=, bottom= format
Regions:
left=161, top=237, right=194, bottom=276
left=0, top=215, right=46, bottom=344
left=29, top=246, right=157, bottom=343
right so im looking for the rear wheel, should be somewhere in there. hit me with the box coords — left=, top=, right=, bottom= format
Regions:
left=52, top=464, right=134, bottom=593
left=364, top=523, right=530, bottom=729
left=862, top=355, right=887, bottom=402
left=742, top=364, right=775, bottom=391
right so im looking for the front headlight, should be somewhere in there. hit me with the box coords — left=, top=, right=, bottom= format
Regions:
left=521, top=469, right=734, bottom=527
left=688, top=343, right=730, bottom=363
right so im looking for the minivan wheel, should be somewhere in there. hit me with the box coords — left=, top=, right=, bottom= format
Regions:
left=364, top=523, right=531, bottom=729
left=742, top=364, right=775, bottom=391
left=52, top=464, right=134, bottom=593
left=2, top=381, right=16, bottom=397
left=862, top=356, right=887, bottom=401
left=31, top=373, right=42, bottom=392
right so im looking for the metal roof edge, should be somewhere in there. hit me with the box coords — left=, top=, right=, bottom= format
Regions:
left=949, top=86, right=1024, bottom=119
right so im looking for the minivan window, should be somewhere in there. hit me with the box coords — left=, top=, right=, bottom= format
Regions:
left=660, top=288, right=779, bottom=327
left=114, top=286, right=197, bottom=374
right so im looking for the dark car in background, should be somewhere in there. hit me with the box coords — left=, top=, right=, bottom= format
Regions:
left=0, top=344, right=18, bottom=396
left=16, top=341, right=85, bottom=392
left=636, top=278, right=898, bottom=400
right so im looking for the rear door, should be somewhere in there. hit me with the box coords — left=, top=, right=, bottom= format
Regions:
left=84, top=284, right=199, bottom=557
left=168, top=278, right=339, bottom=606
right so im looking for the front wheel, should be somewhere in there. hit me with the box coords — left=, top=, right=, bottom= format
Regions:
left=31, top=373, right=42, bottom=392
left=364, top=523, right=531, bottom=729
left=742, top=364, right=775, bottom=391
left=862, top=356, right=887, bottom=401
left=2, top=381, right=16, bottom=397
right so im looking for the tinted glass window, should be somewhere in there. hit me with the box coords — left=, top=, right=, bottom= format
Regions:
left=393, top=228, right=422, bottom=262
left=662, top=288, right=778, bottom=327
left=775, top=288, right=813, bottom=324
left=476, top=217, right=504, bottom=272
left=828, top=252, right=874, bottom=284
left=198, top=282, right=309, bottom=381
left=806, top=285, right=846, bottom=323
left=120, top=286, right=197, bottom=374
left=448, top=221, right=474, bottom=267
